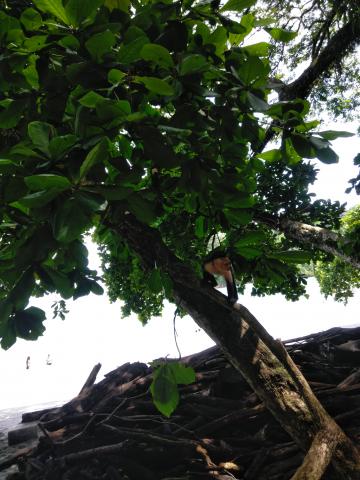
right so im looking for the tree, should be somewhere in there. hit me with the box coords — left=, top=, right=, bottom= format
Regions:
left=1, top=0, right=360, bottom=477
left=314, top=204, right=360, bottom=303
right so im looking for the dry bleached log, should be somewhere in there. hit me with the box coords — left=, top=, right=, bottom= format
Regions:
left=1, top=326, right=360, bottom=480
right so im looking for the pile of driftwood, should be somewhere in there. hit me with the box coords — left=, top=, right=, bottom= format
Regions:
left=2, top=326, right=360, bottom=480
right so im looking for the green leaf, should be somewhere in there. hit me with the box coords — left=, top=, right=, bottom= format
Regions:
left=41, top=266, right=74, bottom=298
left=317, top=130, right=354, bottom=141
left=85, top=30, right=116, bottom=62
left=265, top=27, right=297, bottom=43
left=140, top=43, right=174, bottom=68
left=247, top=92, right=269, bottom=111
left=220, top=0, right=256, bottom=11
left=24, top=174, right=72, bottom=191
left=224, top=209, right=253, bottom=225
left=79, top=91, right=105, bottom=108
left=33, top=0, right=70, bottom=25
left=315, top=147, right=339, bottom=164
left=128, top=193, right=157, bottom=224
left=118, top=28, right=149, bottom=64
left=148, top=268, right=163, bottom=294
left=52, top=197, right=92, bottom=242
left=104, top=0, right=130, bottom=12
left=18, top=189, right=63, bottom=208
left=28, top=121, right=54, bottom=155
left=13, top=307, right=46, bottom=340
left=23, top=35, right=48, bottom=52
left=269, top=250, right=313, bottom=264
left=89, top=281, right=104, bottom=295
left=235, top=231, right=266, bottom=246
left=150, top=364, right=179, bottom=417
left=290, top=134, right=316, bottom=159
left=237, top=56, right=268, bottom=86
left=80, top=138, right=109, bottom=180
left=236, top=246, right=262, bottom=259
left=257, top=149, right=282, bottom=162
left=136, top=76, right=174, bottom=96
left=85, top=185, right=132, bottom=200
left=242, top=42, right=269, bottom=57
left=20, top=8, right=43, bottom=30
left=169, top=363, right=195, bottom=384
left=195, top=216, right=205, bottom=238
left=179, top=54, right=209, bottom=76
left=0, top=100, right=25, bottom=129
left=107, top=69, right=126, bottom=85
left=65, top=0, right=103, bottom=27
left=58, top=34, right=80, bottom=50
left=49, top=134, right=78, bottom=159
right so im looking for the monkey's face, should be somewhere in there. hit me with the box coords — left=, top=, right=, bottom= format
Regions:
left=211, top=257, right=232, bottom=276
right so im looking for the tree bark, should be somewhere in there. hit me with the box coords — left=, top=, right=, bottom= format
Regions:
left=110, top=213, right=360, bottom=479
left=255, top=213, right=360, bottom=269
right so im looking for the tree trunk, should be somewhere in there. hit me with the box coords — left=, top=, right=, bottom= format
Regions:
left=110, top=213, right=360, bottom=479
left=255, top=214, right=360, bottom=269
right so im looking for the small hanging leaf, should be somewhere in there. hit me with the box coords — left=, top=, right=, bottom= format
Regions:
left=135, top=76, right=174, bottom=96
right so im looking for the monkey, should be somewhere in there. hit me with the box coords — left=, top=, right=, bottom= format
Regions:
left=203, top=250, right=239, bottom=306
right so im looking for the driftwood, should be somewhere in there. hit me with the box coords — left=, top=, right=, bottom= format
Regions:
left=2, top=326, right=360, bottom=480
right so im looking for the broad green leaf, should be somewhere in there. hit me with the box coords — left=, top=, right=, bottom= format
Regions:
left=247, top=92, right=269, bottom=111
left=195, top=216, right=205, bottom=238
left=242, top=42, right=269, bottom=57
left=118, top=29, right=149, bottom=64
left=140, top=44, right=174, bottom=68
left=18, top=189, right=63, bottom=208
left=1, top=323, right=17, bottom=350
left=236, top=246, right=262, bottom=259
left=65, top=0, right=103, bottom=27
left=23, top=35, right=48, bottom=52
left=49, top=134, right=78, bottom=159
left=80, top=138, right=109, bottom=180
left=85, top=30, right=116, bottom=62
left=220, top=0, right=256, bottom=11
left=85, top=185, right=132, bottom=200
left=58, top=34, right=80, bottom=50
left=79, top=91, right=105, bottom=108
left=28, top=121, right=54, bottom=155
left=150, top=364, right=179, bottom=417
left=0, top=301, right=12, bottom=325
left=41, top=266, right=74, bottom=298
left=104, top=0, right=130, bottom=12
left=52, top=197, right=92, bottom=242
left=224, top=209, right=252, bottom=225
left=265, top=27, right=297, bottom=43
left=237, top=56, right=268, bottom=86
left=291, top=134, right=316, bottom=159
left=33, top=0, right=70, bottom=25
left=13, top=307, right=46, bottom=340
left=96, top=99, right=131, bottom=125
left=107, top=69, right=126, bottom=85
left=315, top=147, right=339, bottom=164
left=317, top=130, right=354, bottom=141
left=89, top=281, right=104, bottom=295
left=148, top=268, right=163, bottom=294
left=136, top=76, right=174, bottom=96
left=0, top=100, right=25, bottom=129
left=25, top=174, right=71, bottom=191
left=127, top=193, right=157, bottom=224
left=179, top=54, right=209, bottom=76
left=257, top=149, right=282, bottom=162
left=20, top=8, right=43, bottom=30
left=169, top=363, right=195, bottom=384
left=235, top=231, right=266, bottom=246
left=269, top=250, right=313, bottom=264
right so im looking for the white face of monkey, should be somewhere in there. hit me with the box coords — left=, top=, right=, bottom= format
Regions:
left=211, top=257, right=232, bottom=275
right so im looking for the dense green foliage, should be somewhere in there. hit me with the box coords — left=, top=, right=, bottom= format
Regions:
left=315, top=205, right=360, bottom=303
left=0, top=0, right=358, bottom=350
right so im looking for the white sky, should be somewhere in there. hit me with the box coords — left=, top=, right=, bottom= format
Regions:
left=0, top=121, right=359, bottom=411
